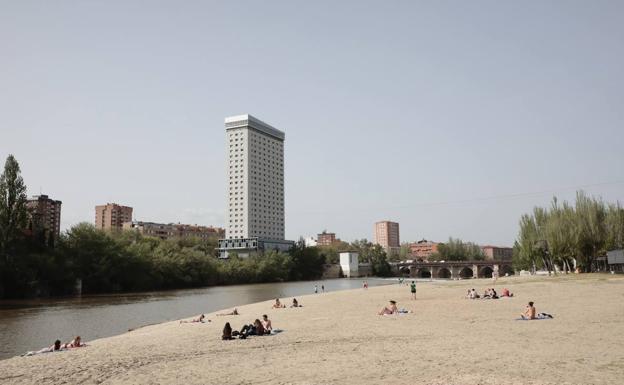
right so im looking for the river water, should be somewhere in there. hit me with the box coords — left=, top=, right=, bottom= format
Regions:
left=0, top=278, right=394, bottom=360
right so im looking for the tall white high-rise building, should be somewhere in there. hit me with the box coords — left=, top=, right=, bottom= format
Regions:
left=219, top=114, right=292, bottom=258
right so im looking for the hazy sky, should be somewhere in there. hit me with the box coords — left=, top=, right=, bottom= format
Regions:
left=2, top=1, right=623, bottom=246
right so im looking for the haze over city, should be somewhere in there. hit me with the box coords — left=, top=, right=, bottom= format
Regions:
left=2, top=1, right=623, bottom=246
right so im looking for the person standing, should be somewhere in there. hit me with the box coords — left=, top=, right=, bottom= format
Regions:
left=321, top=284, right=325, bottom=293
left=410, top=280, right=417, bottom=300
left=314, top=285, right=318, bottom=294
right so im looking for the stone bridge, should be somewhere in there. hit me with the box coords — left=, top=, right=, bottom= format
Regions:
left=393, top=260, right=514, bottom=279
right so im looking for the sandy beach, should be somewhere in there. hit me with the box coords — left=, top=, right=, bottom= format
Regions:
left=1, top=274, right=623, bottom=385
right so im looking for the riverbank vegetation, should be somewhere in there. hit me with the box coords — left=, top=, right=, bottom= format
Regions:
left=513, top=192, right=624, bottom=273
left=0, top=155, right=332, bottom=298
left=429, top=237, right=485, bottom=261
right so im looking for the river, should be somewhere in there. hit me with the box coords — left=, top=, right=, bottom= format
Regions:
left=0, top=278, right=394, bottom=360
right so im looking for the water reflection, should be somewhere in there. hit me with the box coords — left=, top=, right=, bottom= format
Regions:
left=0, top=278, right=392, bottom=359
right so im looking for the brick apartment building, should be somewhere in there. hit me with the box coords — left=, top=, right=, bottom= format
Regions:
left=317, top=231, right=337, bottom=246
left=481, top=245, right=513, bottom=261
left=409, top=239, right=439, bottom=259
left=95, top=203, right=133, bottom=230
left=27, top=194, right=62, bottom=244
left=374, top=221, right=400, bottom=255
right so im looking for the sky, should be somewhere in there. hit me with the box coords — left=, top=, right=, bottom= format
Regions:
left=1, top=1, right=623, bottom=246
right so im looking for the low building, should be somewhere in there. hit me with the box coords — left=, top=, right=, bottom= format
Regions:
left=95, top=203, right=133, bottom=231
left=26, top=194, right=62, bottom=245
left=304, top=236, right=318, bottom=247
left=317, top=231, right=337, bottom=246
left=123, top=221, right=224, bottom=241
left=217, top=237, right=294, bottom=258
left=481, top=245, right=513, bottom=261
left=174, top=223, right=225, bottom=240
left=607, top=249, right=624, bottom=273
left=339, top=251, right=359, bottom=278
left=409, top=239, right=439, bottom=259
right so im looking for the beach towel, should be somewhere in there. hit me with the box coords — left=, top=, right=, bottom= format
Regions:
left=515, top=316, right=554, bottom=321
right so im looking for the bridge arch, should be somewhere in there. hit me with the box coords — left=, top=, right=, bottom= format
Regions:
left=399, top=266, right=411, bottom=275
left=417, top=268, right=431, bottom=278
left=458, top=267, right=474, bottom=279
left=479, top=266, right=494, bottom=278
left=437, top=267, right=452, bottom=279
left=500, top=265, right=514, bottom=276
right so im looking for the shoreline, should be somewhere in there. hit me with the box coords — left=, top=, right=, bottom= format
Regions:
left=1, top=274, right=623, bottom=384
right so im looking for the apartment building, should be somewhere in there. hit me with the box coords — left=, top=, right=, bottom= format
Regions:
left=218, top=114, right=293, bottom=257
left=95, top=203, right=133, bottom=230
left=374, top=221, right=400, bottom=255
left=26, top=194, right=62, bottom=243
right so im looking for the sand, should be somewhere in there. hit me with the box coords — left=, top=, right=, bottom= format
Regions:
left=1, top=274, right=623, bottom=385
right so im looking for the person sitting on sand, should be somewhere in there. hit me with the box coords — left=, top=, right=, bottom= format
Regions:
left=483, top=288, right=492, bottom=299
left=180, top=314, right=208, bottom=324
left=291, top=298, right=301, bottom=307
left=63, top=336, right=86, bottom=349
left=262, top=314, right=272, bottom=333
left=464, top=289, right=472, bottom=299
left=222, top=322, right=233, bottom=340
left=378, top=300, right=398, bottom=315
left=490, top=288, right=498, bottom=299
left=469, top=288, right=479, bottom=299
left=501, top=288, right=513, bottom=297
left=217, top=308, right=239, bottom=316
left=521, top=301, right=537, bottom=320
left=272, top=298, right=285, bottom=309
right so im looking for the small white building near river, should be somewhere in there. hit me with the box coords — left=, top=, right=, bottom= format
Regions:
left=340, top=252, right=359, bottom=278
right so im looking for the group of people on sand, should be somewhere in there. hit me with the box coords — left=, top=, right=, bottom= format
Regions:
left=466, top=287, right=513, bottom=299
left=23, top=336, right=86, bottom=356
left=222, top=314, right=274, bottom=340
left=272, top=298, right=302, bottom=308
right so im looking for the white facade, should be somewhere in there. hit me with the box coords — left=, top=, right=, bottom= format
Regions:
left=304, top=236, right=317, bottom=247
left=225, top=114, right=285, bottom=240
left=340, top=252, right=359, bottom=278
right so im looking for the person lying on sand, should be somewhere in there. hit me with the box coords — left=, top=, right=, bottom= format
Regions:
left=272, top=298, right=286, bottom=308
left=290, top=298, right=302, bottom=307
left=217, top=308, right=239, bottom=316
left=63, top=336, right=86, bottom=348
left=180, top=314, right=209, bottom=324
left=22, top=340, right=63, bottom=356
left=378, top=300, right=398, bottom=315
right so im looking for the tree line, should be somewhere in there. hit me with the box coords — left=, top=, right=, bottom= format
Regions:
left=0, top=155, right=328, bottom=298
left=513, top=191, right=624, bottom=273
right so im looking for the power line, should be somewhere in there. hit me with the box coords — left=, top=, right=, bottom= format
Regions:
left=291, top=180, right=624, bottom=215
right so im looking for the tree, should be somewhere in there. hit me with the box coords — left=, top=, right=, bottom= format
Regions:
left=368, top=244, right=392, bottom=277
left=0, top=155, right=29, bottom=261
left=289, top=241, right=325, bottom=280
left=434, top=237, right=484, bottom=261
left=513, top=191, right=622, bottom=274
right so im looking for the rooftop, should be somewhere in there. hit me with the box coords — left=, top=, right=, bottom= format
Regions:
left=224, top=114, right=285, bottom=141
